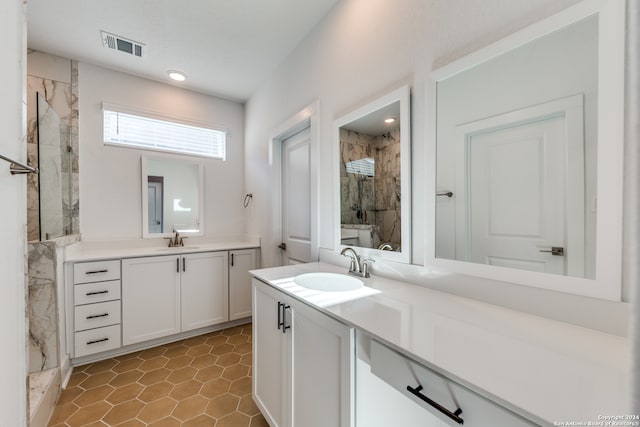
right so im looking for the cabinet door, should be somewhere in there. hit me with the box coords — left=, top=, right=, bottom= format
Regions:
left=253, top=279, right=288, bottom=427
left=122, top=256, right=181, bottom=345
left=181, top=251, right=229, bottom=331
left=229, top=249, right=257, bottom=321
left=291, top=300, right=354, bottom=427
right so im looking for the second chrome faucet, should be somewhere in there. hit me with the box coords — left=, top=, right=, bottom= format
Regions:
left=166, top=230, right=185, bottom=247
left=340, top=247, right=374, bottom=278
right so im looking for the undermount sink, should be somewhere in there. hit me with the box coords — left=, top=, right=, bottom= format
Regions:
left=156, top=246, right=200, bottom=251
left=293, top=272, right=363, bottom=292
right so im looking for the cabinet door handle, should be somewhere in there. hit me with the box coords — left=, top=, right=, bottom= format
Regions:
left=183, top=257, right=186, bottom=272
left=231, top=253, right=234, bottom=267
left=277, top=301, right=284, bottom=330
left=86, top=337, right=109, bottom=345
left=86, top=313, right=109, bottom=319
left=177, top=258, right=180, bottom=273
left=85, top=269, right=108, bottom=275
left=406, top=384, right=464, bottom=424
left=86, top=290, right=109, bottom=296
left=282, top=304, right=291, bottom=334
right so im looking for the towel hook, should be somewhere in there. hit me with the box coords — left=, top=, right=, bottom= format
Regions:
left=243, top=193, right=253, bottom=208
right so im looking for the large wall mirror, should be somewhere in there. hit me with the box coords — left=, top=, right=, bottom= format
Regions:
left=141, top=155, right=204, bottom=238
left=427, top=0, right=625, bottom=300
left=334, top=85, right=411, bottom=263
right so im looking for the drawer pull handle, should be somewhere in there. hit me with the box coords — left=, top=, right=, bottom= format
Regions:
left=282, top=304, right=291, bottom=334
left=86, top=338, right=109, bottom=345
left=406, top=384, right=464, bottom=424
left=277, top=302, right=284, bottom=330
left=86, top=290, right=109, bottom=296
left=86, top=313, right=109, bottom=319
left=86, top=269, right=108, bottom=275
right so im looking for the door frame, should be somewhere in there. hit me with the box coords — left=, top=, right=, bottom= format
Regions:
left=268, top=101, right=320, bottom=267
left=147, top=175, right=164, bottom=233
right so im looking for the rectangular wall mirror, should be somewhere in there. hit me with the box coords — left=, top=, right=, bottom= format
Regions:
left=141, top=155, right=204, bottom=238
left=334, top=85, right=411, bottom=263
left=428, top=0, right=624, bottom=300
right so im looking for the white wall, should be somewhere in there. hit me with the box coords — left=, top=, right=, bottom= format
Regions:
left=244, top=0, right=632, bottom=334
left=246, top=0, right=581, bottom=265
left=0, top=0, right=28, bottom=424
left=79, top=63, right=246, bottom=240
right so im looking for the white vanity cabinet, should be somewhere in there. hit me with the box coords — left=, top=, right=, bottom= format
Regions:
left=67, top=245, right=258, bottom=361
left=72, top=260, right=122, bottom=357
left=364, top=338, right=537, bottom=427
left=253, top=279, right=354, bottom=427
left=229, top=249, right=257, bottom=320
left=122, top=251, right=229, bottom=345
left=121, top=255, right=181, bottom=345
left=181, top=251, right=229, bottom=331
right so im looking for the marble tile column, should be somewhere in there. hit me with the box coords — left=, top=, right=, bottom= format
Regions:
left=27, top=241, right=58, bottom=372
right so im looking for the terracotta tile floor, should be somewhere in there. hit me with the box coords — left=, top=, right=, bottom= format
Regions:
left=48, top=323, right=269, bottom=427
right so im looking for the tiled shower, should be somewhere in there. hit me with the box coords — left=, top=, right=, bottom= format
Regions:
left=26, top=52, right=80, bottom=426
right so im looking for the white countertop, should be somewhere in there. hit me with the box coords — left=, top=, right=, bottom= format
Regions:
left=65, top=237, right=260, bottom=262
left=250, top=262, right=630, bottom=426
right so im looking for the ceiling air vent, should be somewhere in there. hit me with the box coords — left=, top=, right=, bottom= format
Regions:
left=101, top=31, right=144, bottom=58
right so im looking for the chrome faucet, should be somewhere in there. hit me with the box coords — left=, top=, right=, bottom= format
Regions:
left=340, top=247, right=360, bottom=274
left=378, top=243, right=393, bottom=251
left=166, top=230, right=185, bottom=247
left=340, top=247, right=374, bottom=278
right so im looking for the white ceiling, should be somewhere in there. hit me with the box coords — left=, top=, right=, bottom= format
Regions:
left=341, top=102, right=401, bottom=136
left=27, top=0, right=340, bottom=102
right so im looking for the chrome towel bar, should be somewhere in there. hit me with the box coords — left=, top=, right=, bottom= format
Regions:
left=0, top=153, right=38, bottom=175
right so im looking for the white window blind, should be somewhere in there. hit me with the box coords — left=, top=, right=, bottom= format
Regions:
left=103, top=108, right=226, bottom=160
left=345, top=157, right=375, bottom=176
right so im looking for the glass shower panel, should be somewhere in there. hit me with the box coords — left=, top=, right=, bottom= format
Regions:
left=37, top=93, right=71, bottom=240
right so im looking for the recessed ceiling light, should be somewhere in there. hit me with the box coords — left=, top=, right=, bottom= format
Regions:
left=384, top=117, right=396, bottom=124
left=168, top=70, right=186, bottom=82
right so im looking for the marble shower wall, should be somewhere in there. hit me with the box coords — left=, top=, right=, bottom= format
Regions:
left=339, top=127, right=401, bottom=249
left=26, top=51, right=79, bottom=242
left=340, top=129, right=377, bottom=226
left=27, top=242, right=58, bottom=372
left=25, top=52, right=81, bottom=379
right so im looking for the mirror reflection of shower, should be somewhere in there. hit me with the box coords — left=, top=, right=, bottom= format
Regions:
left=37, top=93, right=73, bottom=240
left=340, top=125, right=402, bottom=250
left=346, top=157, right=374, bottom=224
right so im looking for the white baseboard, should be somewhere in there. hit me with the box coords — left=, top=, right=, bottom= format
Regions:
left=60, top=355, right=72, bottom=389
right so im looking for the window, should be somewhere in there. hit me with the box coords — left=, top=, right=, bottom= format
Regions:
left=345, top=157, right=375, bottom=176
left=103, top=106, right=226, bottom=160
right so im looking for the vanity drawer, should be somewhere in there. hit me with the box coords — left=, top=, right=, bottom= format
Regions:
left=74, top=300, right=121, bottom=332
left=74, top=280, right=121, bottom=305
left=74, top=260, right=121, bottom=284
left=74, top=324, right=121, bottom=358
left=370, top=340, right=535, bottom=426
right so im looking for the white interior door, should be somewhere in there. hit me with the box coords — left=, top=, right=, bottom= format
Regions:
left=455, top=96, right=585, bottom=276
left=281, top=127, right=311, bottom=265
